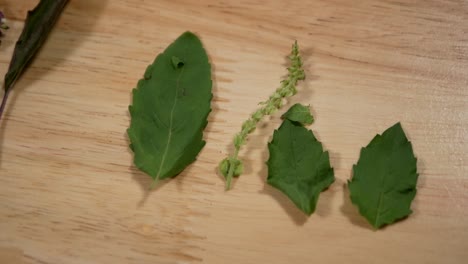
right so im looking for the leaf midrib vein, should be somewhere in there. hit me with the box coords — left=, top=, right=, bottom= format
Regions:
left=374, top=153, right=391, bottom=226
left=155, top=53, right=187, bottom=180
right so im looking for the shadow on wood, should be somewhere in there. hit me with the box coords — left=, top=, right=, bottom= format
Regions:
left=261, top=185, right=309, bottom=226
left=340, top=180, right=374, bottom=230
left=204, top=50, right=229, bottom=189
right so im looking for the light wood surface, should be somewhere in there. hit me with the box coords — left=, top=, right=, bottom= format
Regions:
left=0, top=1, right=467, bottom=263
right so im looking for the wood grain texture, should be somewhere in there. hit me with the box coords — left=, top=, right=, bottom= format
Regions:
left=0, top=0, right=467, bottom=263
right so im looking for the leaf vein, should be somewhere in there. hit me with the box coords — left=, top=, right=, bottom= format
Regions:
left=154, top=46, right=188, bottom=180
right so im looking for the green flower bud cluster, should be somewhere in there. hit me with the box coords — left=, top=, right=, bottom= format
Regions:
left=220, top=41, right=305, bottom=190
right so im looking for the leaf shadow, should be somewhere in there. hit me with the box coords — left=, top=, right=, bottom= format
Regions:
left=327, top=149, right=341, bottom=170
left=316, top=157, right=340, bottom=219
left=340, top=179, right=375, bottom=230
left=314, top=130, right=341, bottom=217
left=409, top=154, right=426, bottom=216
left=0, top=0, right=108, bottom=168
left=314, top=186, right=335, bottom=218
left=203, top=49, right=230, bottom=188
left=261, top=186, right=310, bottom=225
left=403, top=126, right=425, bottom=217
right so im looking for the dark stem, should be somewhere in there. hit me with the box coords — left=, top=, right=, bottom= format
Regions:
left=0, top=89, right=11, bottom=122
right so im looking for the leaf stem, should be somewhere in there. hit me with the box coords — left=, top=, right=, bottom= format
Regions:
left=225, top=148, right=240, bottom=190
left=0, top=89, right=11, bottom=122
left=149, top=177, right=160, bottom=190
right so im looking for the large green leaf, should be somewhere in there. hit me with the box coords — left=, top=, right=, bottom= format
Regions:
left=127, top=32, right=212, bottom=186
left=267, top=119, right=334, bottom=215
left=348, top=122, right=419, bottom=229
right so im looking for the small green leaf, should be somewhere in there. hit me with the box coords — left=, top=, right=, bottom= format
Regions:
left=348, top=122, right=419, bottom=229
left=281, top=103, right=314, bottom=126
left=127, top=32, right=212, bottom=187
left=267, top=119, right=335, bottom=215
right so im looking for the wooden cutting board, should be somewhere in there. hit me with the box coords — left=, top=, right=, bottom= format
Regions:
left=0, top=1, right=467, bottom=263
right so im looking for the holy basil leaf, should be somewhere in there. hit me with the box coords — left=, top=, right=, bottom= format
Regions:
left=267, top=119, right=335, bottom=215
left=1, top=0, right=69, bottom=121
left=348, top=122, right=419, bottom=229
left=127, top=32, right=212, bottom=188
left=281, top=103, right=313, bottom=126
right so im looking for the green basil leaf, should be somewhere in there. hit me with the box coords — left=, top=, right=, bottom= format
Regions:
left=267, top=119, right=334, bottom=215
left=127, top=32, right=212, bottom=188
left=348, top=122, right=419, bottom=229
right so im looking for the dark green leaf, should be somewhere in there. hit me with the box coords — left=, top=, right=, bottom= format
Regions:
left=267, top=119, right=335, bottom=215
left=127, top=32, right=212, bottom=187
left=1, top=0, right=69, bottom=121
left=348, top=122, right=419, bottom=229
left=281, top=103, right=314, bottom=126
left=4, top=0, right=68, bottom=92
